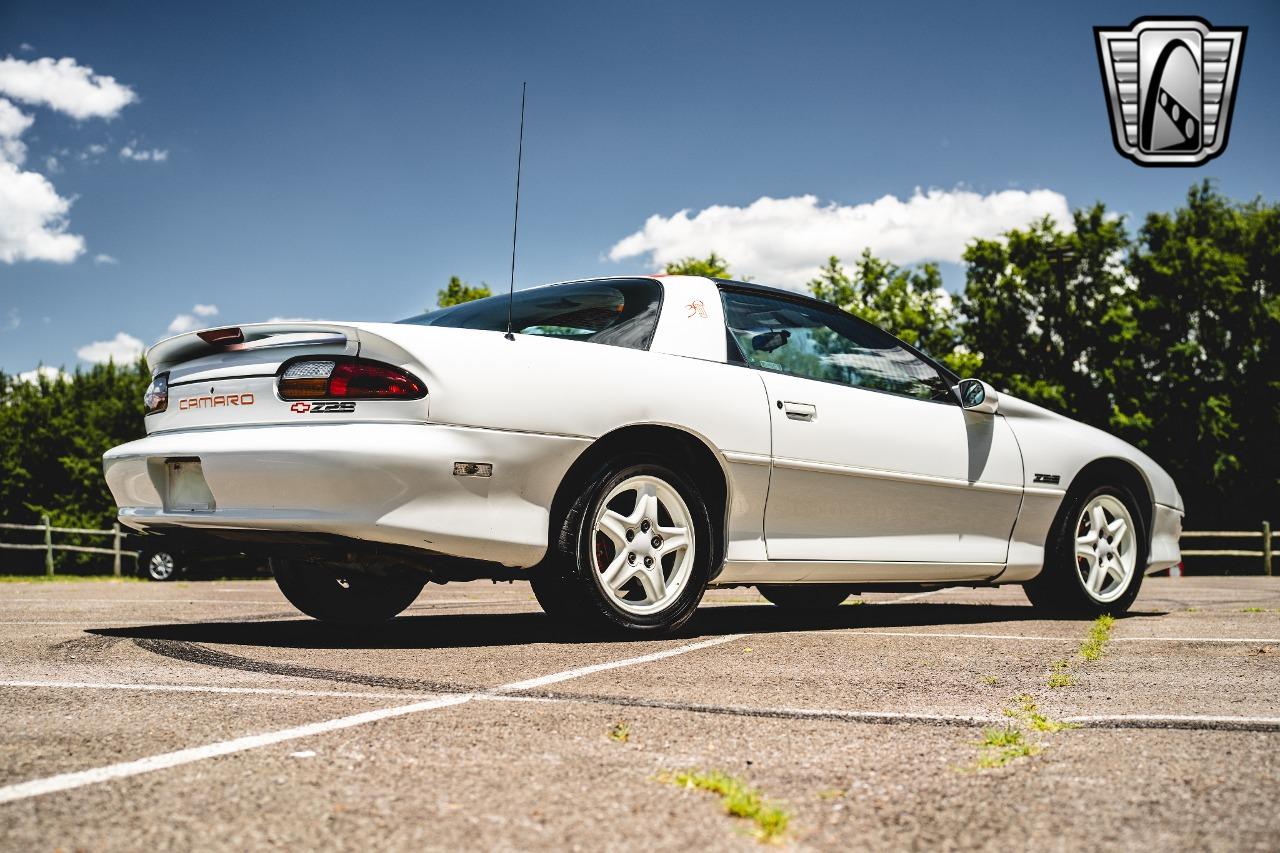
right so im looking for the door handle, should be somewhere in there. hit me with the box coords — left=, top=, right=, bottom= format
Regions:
left=781, top=401, right=817, bottom=421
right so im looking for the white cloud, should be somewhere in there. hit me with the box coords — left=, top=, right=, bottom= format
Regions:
left=167, top=304, right=219, bottom=334
left=76, top=331, right=144, bottom=364
left=79, top=143, right=106, bottom=161
left=0, top=97, right=32, bottom=166
left=93, top=253, right=117, bottom=265
left=0, top=159, right=85, bottom=263
left=18, top=44, right=35, bottom=54
left=4, top=306, right=18, bottom=331
left=120, top=144, right=168, bottom=162
left=608, top=187, right=1073, bottom=289
left=0, top=56, right=136, bottom=120
left=17, top=365, right=70, bottom=384
left=0, top=57, right=137, bottom=266
left=0, top=98, right=33, bottom=142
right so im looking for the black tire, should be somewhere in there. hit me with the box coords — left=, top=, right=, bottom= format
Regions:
left=532, top=457, right=715, bottom=635
left=271, top=558, right=425, bottom=625
left=757, top=584, right=858, bottom=609
left=1023, top=482, right=1147, bottom=616
left=138, top=548, right=181, bottom=582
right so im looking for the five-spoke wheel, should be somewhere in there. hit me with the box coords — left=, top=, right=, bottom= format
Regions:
left=532, top=459, right=712, bottom=634
left=1073, top=494, right=1137, bottom=604
left=1025, top=482, right=1146, bottom=615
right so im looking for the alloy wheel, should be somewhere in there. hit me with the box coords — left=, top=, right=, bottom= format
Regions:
left=1074, top=494, right=1137, bottom=603
left=590, top=474, right=695, bottom=615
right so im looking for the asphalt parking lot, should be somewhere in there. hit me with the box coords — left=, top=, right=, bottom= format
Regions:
left=1, top=576, right=1277, bottom=850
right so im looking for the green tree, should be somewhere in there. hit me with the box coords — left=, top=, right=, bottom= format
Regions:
left=0, top=360, right=151, bottom=572
left=808, top=251, right=976, bottom=375
left=959, top=205, right=1131, bottom=427
left=1112, top=181, right=1280, bottom=526
left=436, top=276, right=492, bottom=308
left=664, top=252, right=731, bottom=278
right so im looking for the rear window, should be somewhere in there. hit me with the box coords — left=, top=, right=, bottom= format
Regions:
left=399, top=278, right=663, bottom=350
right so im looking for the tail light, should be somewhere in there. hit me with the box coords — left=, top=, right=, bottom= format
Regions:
left=278, top=358, right=426, bottom=401
left=144, top=371, right=169, bottom=415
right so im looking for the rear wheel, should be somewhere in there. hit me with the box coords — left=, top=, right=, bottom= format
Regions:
left=757, top=584, right=857, bottom=609
left=533, top=459, right=713, bottom=635
left=271, top=558, right=425, bottom=624
left=1024, top=483, right=1146, bottom=616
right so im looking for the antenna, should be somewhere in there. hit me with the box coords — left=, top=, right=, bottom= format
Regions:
left=504, top=82, right=527, bottom=341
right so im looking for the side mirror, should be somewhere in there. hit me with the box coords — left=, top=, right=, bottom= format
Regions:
left=956, top=378, right=999, bottom=414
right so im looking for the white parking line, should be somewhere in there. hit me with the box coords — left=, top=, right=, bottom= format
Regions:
left=0, top=599, right=279, bottom=606
left=832, top=630, right=1280, bottom=645
left=0, top=693, right=474, bottom=806
left=0, top=633, right=741, bottom=805
left=0, top=680, right=430, bottom=700
left=493, top=634, right=741, bottom=693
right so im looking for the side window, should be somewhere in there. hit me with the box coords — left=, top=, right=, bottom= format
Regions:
left=719, top=289, right=953, bottom=402
left=399, top=279, right=663, bottom=351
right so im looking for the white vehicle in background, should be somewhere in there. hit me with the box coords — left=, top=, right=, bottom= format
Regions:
left=104, top=276, right=1183, bottom=633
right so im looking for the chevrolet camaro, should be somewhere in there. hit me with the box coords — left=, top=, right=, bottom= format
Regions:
left=103, top=275, right=1184, bottom=633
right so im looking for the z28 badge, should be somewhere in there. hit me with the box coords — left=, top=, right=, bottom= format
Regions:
left=290, top=401, right=356, bottom=414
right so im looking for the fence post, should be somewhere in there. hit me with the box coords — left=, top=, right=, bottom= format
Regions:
left=112, top=523, right=122, bottom=578
left=1264, top=521, right=1273, bottom=578
left=42, top=514, right=54, bottom=577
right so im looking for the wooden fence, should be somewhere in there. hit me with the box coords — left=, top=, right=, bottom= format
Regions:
left=0, top=517, right=1274, bottom=577
left=1179, top=522, right=1274, bottom=576
left=0, top=516, right=134, bottom=577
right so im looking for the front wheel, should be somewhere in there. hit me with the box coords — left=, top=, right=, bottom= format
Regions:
left=1024, top=483, right=1147, bottom=616
left=271, top=558, right=425, bottom=625
left=534, top=459, right=713, bottom=635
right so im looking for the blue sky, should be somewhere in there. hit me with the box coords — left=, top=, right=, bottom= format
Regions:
left=0, top=0, right=1277, bottom=375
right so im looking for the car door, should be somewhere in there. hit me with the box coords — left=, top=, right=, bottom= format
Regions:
left=719, top=287, right=1024, bottom=566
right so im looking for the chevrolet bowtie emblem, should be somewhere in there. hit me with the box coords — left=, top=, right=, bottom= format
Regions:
left=1094, top=17, right=1247, bottom=167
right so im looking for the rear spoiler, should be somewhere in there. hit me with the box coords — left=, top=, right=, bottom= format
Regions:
left=146, top=322, right=362, bottom=373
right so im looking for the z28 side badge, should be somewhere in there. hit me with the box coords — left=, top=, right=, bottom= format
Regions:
left=1033, top=473, right=1062, bottom=485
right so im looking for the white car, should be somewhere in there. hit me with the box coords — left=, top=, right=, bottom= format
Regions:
left=104, top=275, right=1183, bottom=633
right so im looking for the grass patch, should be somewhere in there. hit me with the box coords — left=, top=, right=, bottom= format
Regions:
left=982, top=675, right=1000, bottom=686
left=1047, top=660, right=1074, bottom=688
left=973, top=727, right=1041, bottom=769
left=662, top=769, right=791, bottom=842
left=1241, top=607, right=1265, bottom=613
left=607, top=721, right=631, bottom=743
left=0, top=574, right=142, bottom=583
left=1004, top=694, right=1078, bottom=733
left=1079, top=614, right=1115, bottom=661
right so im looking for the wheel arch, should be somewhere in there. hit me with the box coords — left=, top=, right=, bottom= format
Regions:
left=545, top=423, right=731, bottom=570
left=1065, top=457, right=1154, bottom=549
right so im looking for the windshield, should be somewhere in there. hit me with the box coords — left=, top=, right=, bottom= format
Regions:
left=399, top=279, right=663, bottom=350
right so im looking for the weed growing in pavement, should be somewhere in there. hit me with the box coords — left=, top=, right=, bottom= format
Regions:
left=982, top=675, right=1000, bottom=686
left=973, top=727, right=1041, bottom=769
left=1241, top=607, right=1265, bottom=613
left=1079, top=615, right=1115, bottom=660
left=1047, top=660, right=1074, bottom=688
left=607, top=721, right=631, bottom=743
left=661, top=769, right=791, bottom=842
left=1003, top=694, right=1079, bottom=733
left=816, top=788, right=845, bottom=801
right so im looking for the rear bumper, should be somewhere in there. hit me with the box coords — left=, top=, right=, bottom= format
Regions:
left=103, top=422, right=590, bottom=568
